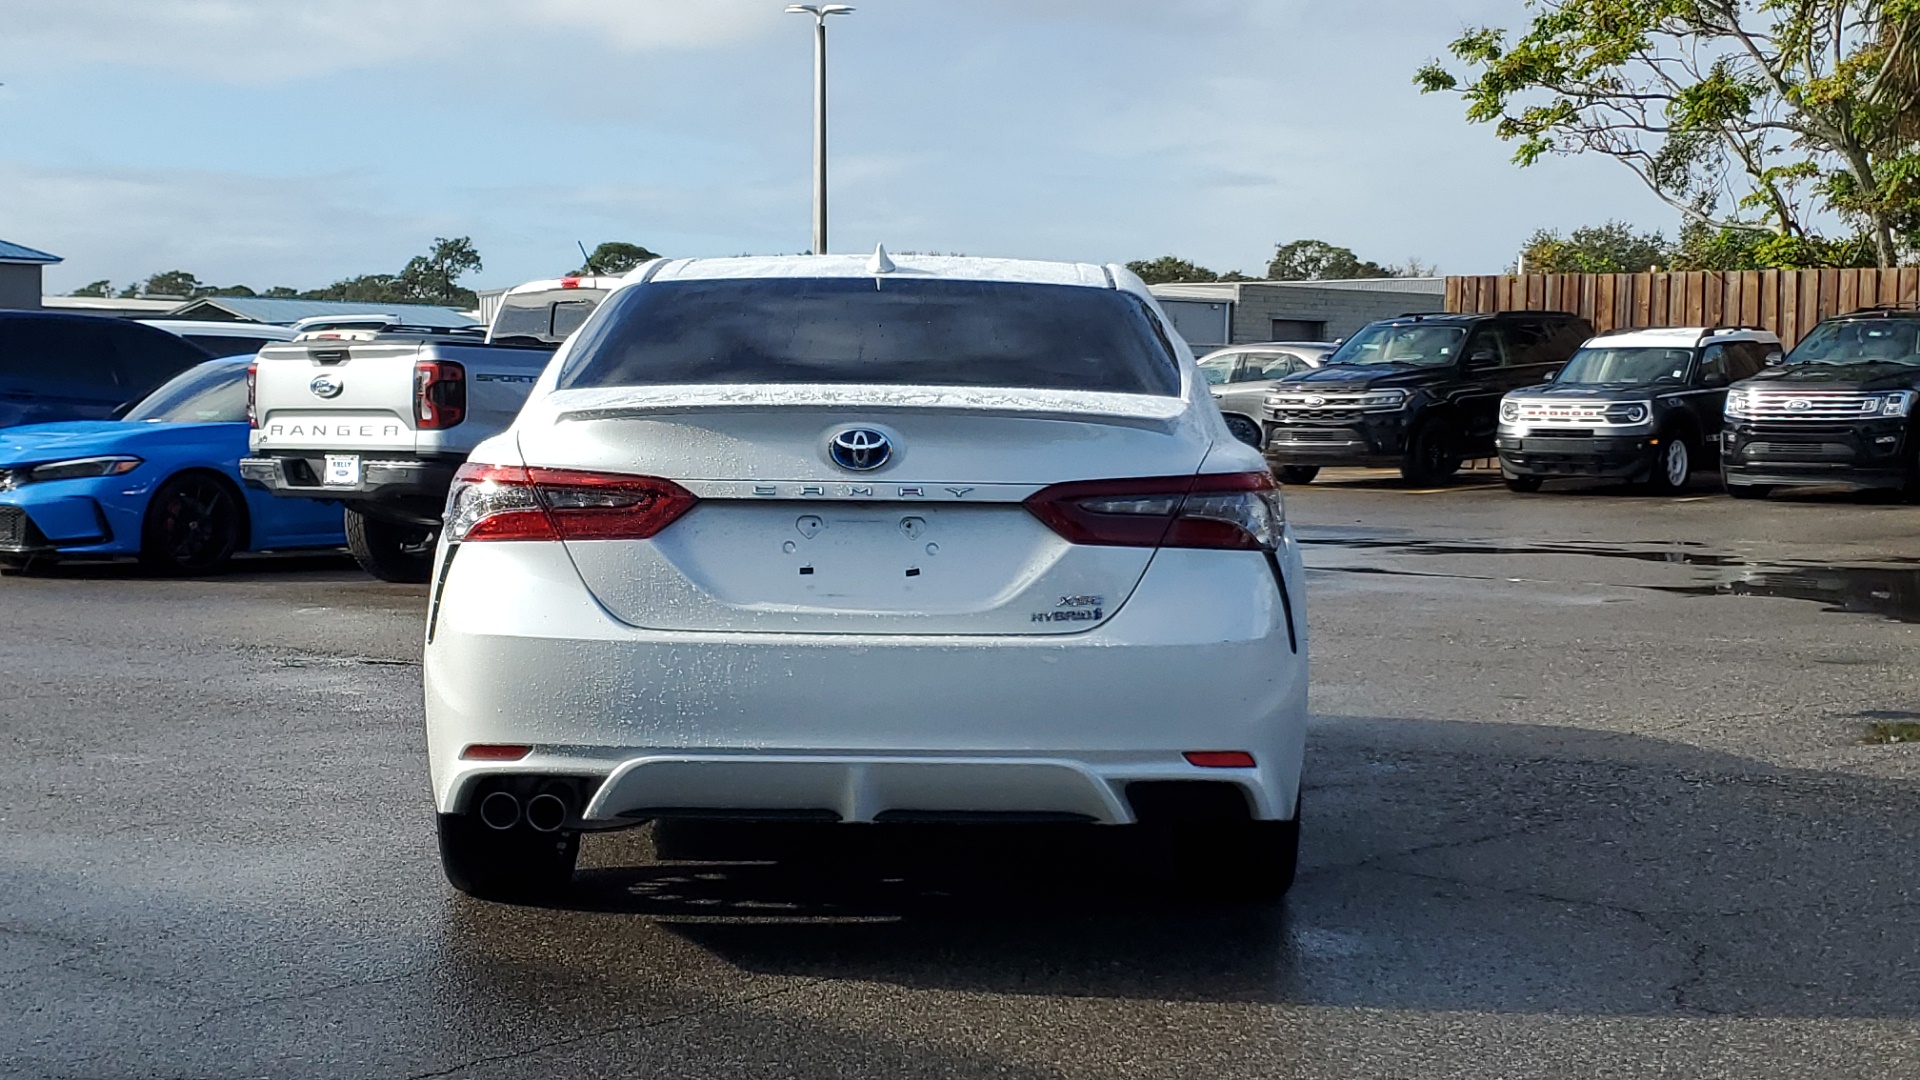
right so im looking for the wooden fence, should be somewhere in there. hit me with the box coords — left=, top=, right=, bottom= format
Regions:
left=1445, top=269, right=1920, bottom=348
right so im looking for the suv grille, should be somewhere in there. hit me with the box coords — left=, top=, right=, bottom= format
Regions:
left=1513, top=400, right=1609, bottom=425
left=1741, top=391, right=1884, bottom=420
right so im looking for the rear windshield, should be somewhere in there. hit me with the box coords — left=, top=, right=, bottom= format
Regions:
left=558, top=278, right=1181, bottom=395
left=124, top=361, right=247, bottom=423
left=491, top=289, right=610, bottom=346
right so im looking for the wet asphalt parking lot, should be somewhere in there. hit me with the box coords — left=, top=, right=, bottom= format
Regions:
left=5, top=469, right=1920, bottom=1079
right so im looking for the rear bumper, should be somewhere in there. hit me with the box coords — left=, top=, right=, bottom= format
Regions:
left=241, top=454, right=457, bottom=521
left=1495, top=434, right=1659, bottom=480
left=423, top=538, right=1310, bottom=825
left=1720, top=422, right=1911, bottom=490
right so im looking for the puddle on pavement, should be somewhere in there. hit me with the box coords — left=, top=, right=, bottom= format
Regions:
left=1301, top=536, right=1920, bottom=624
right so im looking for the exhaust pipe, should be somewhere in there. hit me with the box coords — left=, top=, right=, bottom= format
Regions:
left=479, top=791, right=521, bottom=831
left=525, top=792, right=569, bottom=833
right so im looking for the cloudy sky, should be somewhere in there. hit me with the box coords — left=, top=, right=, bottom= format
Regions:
left=0, top=0, right=1674, bottom=294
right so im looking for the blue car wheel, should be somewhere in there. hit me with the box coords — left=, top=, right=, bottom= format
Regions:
left=140, top=473, right=244, bottom=575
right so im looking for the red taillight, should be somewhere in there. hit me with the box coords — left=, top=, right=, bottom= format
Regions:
left=1184, top=751, right=1256, bottom=769
left=445, top=463, right=697, bottom=543
left=1025, top=471, right=1284, bottom=551
left=461, top=744, right=532, bottom=761
left=245, top=362, right=258, bottom=428
left=415, top=360, right=466, bottom=429
left=560, top=276, right=582, bottom=289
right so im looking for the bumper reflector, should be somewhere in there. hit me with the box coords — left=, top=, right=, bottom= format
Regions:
left=1184, top=751, right=1256, bottom=769
left=461, top=744, right=532, bottom=761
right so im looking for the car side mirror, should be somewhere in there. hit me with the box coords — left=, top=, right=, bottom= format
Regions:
left=1701, top=372, right=1729, bottom=388
left=1765, top=352, right=1785, bottom=366
left=1544, top=367, right=1561, bottom=382
left=1464, top=349, right=1498, bottom=370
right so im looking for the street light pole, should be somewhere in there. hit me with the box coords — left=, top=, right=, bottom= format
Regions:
left=785, top=4, right=853, bottom=255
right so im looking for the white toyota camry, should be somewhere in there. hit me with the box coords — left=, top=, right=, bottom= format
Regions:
left=422, top=252, right=1309, bottom=900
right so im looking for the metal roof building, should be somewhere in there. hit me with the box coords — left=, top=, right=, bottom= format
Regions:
left=1151, top=278, right=1446, bottom=352
left=0, top=239, right=63, bottom=310
left=166, top=296, right=476, bottom=327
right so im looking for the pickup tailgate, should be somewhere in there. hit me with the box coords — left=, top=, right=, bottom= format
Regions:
left=250, top=342, right=421, bottom=456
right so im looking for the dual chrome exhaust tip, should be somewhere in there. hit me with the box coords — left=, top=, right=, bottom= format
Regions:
left=478, top=790, right=569, bottom=833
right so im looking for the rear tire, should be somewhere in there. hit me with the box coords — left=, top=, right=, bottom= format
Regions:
left=1726, top=480, right=1771, bottom=500
left=139, top=473, right=244, bottom=575
left=1504, top=475, right=1544, bottom=493
left=1277, top=465, right=1320, bottom=485
left=1400, top=420, right=1463, bottom=485
left=1645, top=434, right=1694, bottom=495
left=437, top=813, right=579, bottom=902
left=345, top=508, right=436, bottom=584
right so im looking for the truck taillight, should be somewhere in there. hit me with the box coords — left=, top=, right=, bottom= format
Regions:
left=246, top=362, right=258, bottom=428
left=415, top=360, right=466, bottom=429
left=1025, top=472, right=1285, bottom=551
left=444, top=463, right=697, bottom=543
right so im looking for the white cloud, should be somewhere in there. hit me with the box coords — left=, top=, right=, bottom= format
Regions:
left=0, top=161, right=449, bottom=291
left=3, top=0, right=773, bottom=82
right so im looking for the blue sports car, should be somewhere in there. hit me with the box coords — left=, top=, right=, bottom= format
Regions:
left=0, top=357, right=346, bottom=574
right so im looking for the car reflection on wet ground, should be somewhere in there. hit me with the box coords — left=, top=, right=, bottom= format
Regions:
left=4, top=468, right=1920, bottom=1078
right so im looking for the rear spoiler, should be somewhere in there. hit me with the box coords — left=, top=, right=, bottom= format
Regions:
left=543, top=384, right=1188, bottom=431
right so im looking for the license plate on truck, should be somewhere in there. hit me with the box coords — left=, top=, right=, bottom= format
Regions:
left=323, top=454, right=361, bottom=487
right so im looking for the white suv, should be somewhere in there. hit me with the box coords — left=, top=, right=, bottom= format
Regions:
left=422, top=253, right=1309, bottom=900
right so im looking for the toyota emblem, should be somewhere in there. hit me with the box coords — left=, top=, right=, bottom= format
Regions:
left=309, top=374, right=344, bottom=399
left=828, top=428, right=892, bottom=471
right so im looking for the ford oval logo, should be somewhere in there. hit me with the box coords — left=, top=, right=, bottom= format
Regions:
left=1786, top=398, right=1811, bottom=411
left=829, top=428, right=892, bottom=471
left=1303, top=396, right=1327, bottom=408
left=309, top=374, right=344, bottom=399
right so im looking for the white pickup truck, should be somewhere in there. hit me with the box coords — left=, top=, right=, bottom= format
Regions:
left=240, top=276, right=620, bottom=581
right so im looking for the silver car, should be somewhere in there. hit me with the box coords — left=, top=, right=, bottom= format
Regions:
left=1199, top=343, right=1336, bottom=448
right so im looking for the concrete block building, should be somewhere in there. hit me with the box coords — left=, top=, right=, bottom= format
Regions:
left=1150, top=278, right=1446, bottom=353
left=0, top=240, right=62, bottom=310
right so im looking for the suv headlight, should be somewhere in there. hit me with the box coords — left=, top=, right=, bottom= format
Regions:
left=1604, top=402, right=1651, bottom=425
left=20, top=456, right=143, bottom=484
left=1725, top=390, right=1753, bottom=419
left=1354, top=389, right=1409, bottom=411
left=1500, top=400, right=1520, bottom=423
left=1879, top=391, right=1915, bottom=418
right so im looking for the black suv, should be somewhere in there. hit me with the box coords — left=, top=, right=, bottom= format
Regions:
left=1721, top=309, right=1920, bottom=499
left=1263, top=311, right=1594, bottom=484
left=1494, top=327, right=1781, bottom=494
left=0, top=312, right=211, bottom=429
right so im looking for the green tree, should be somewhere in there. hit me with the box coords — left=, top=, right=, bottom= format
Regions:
left=394, top=236, right=483, bottom=307
left=1125, top=256, right=1220, bottom=284
left=1519, top=221, right=1671, bottom=273
left=69, top=280, right=113, bottom=298
left=141, top=270, right=204, bottom=299
left=1267, top=240, right=1396, bottom=280
left=1415, top=0, right=1920, bottom=267
left=575, top=241, right=660, bottom=276
left=301, top=274, right=408, bottom=304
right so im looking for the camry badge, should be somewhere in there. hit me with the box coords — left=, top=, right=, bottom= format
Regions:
left=309, top=374, right=344, bottom=399
left=829, top=428, right=892, bottom=471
